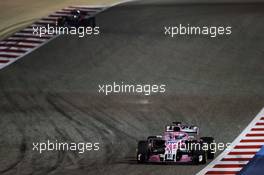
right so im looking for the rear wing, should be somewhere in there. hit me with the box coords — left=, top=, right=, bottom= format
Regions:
left=165, top=124, right=199, bottom=135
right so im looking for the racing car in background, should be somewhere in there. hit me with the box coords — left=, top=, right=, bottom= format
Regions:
left=137, top=122, right=215, bottom=164
left=56, top=9, right=96, bottom=27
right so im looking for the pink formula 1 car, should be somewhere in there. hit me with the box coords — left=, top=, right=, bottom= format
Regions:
left=136, top=122, right=215, bottom=164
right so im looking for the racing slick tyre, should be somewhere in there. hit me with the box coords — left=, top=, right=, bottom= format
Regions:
left=137, top=141, right=149, bottom=163
left=147, top=136, right=159, bottom=140
left=89, top=17, right=96, bottom=28
left=193, top=150, right=207, bottom=165
left=57, top=18, right=66, bottom=27
left=200, top=137, right=215, bottom=159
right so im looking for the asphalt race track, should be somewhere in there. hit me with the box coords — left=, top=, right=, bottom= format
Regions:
left=0, top=1, right=264, bottom=175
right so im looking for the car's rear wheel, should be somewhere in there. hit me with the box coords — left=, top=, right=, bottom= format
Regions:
left=90, top=17, right=96, bottom=28
left=200, top=137, right=215, bottom=159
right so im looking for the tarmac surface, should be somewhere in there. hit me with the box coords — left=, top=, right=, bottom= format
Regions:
left=0, top=1, right=264, bottom=175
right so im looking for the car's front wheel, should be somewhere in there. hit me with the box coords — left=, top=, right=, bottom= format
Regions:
left=193, top=150, right=207, bottom=165
left=137, top=141, right=149, bottom=163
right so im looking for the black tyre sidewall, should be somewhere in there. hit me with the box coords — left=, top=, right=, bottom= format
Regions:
left=137, top=141, right=149, bottom=163
left=200, top=137, right=215, bottom=159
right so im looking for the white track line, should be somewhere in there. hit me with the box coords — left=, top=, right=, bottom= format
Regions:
left=197, top=108, right=264, bottom=175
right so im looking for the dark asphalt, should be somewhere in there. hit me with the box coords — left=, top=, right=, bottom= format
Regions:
left=0, top=1, right=264, bottom=175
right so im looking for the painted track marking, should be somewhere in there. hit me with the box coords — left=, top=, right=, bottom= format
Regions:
left=0, top=6, right=106, bottom=70
left=197, top=108, right=264, bottom=175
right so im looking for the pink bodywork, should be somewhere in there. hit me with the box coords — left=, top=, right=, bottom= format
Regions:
left=148, top=131, right=193, bottom=163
